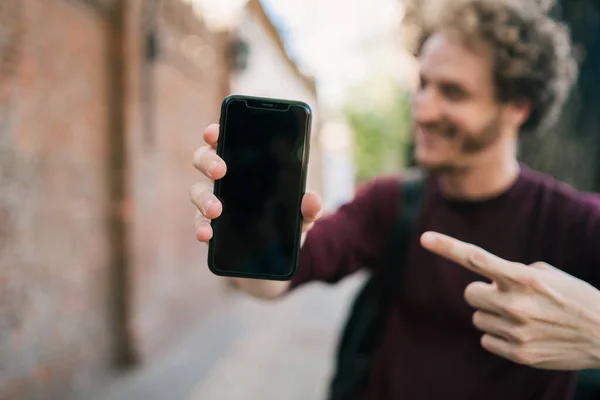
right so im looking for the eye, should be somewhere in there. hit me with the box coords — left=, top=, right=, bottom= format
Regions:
left=442, top=84, right=467, bottom=101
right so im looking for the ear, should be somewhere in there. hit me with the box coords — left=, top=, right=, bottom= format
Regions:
left=506, top=99, right=532, bottom=128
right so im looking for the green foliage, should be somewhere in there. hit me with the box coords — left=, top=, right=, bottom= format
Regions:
left=344, top=88, right=414, bottom=183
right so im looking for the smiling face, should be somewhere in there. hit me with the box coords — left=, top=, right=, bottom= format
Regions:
left=411, top=32, right=527, bottom=172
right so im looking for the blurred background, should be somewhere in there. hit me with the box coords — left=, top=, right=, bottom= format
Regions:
left=1, top=0, right=599, bottom=399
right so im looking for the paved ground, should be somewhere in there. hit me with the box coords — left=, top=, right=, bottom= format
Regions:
left=89, top=273, right=366, bottom=400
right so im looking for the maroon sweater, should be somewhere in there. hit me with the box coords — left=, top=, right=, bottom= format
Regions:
left=291, top=165, right=600, bottom=400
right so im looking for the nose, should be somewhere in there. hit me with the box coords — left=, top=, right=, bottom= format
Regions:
left=412, top=87, right=443, bottom=125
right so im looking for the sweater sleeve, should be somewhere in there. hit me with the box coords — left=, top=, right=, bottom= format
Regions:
left=289, top=177, right=400, bottom=290
left=578, top=194, right=600, bottom=290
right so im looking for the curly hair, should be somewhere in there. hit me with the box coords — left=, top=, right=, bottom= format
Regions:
left=407, top=0, right=578, bottom=134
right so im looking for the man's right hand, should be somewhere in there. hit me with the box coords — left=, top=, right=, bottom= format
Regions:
left=189, top=124, right=323, bottom=298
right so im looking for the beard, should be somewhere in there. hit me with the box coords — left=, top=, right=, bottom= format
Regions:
left=461, top=114, right=503, bottom=153
left=414, top=113, right=503, bottom=173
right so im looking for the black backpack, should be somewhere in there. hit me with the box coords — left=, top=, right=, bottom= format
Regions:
left=326, top=175, right=600, bottom=400
left=327, top=176, right=424, bottom=400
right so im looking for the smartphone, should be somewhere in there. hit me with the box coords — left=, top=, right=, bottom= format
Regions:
left=208, top=95, right=312, bottom=280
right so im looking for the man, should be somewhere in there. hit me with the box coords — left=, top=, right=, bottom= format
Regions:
left=190, top=0, right=600, bottom=398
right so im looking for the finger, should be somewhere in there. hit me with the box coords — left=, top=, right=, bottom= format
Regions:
left=301, top=191, right=323, bottom=225
left=473, top=310, right=521, bottom=343
left=480, top=333, right=519, bottom=363
left=195, top=209, right=213, bottom=242
left=420, top=231, right=526, bottom=287
left=464, top=281, right=505, bottom=314
left=203, top=124, right=220, bottom=149
left=193, top=146, right=227, bottom=180
left=190, top=182, right=223, bottom=219
left=300, top=192, right=322, bottom=247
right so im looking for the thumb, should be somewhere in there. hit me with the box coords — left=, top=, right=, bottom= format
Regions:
left=301, top=191, right=322, bottom=232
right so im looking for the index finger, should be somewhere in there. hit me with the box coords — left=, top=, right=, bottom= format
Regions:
left=420, top=231, right=526, bottom=288
left=203, top=124, right=220, bottom=149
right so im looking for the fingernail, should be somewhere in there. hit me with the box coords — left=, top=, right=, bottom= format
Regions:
left=202, top=199, right=214, bottom=215
left=206, top=161, right=219, bottom=177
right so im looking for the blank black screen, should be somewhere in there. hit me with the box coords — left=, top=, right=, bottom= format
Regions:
left=211, top=99, right=309, bottom=278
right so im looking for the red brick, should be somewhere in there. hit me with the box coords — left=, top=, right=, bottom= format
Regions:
left=0, top=0, right=231, bottom=398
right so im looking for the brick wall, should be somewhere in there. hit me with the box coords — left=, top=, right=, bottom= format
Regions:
left=126, top=0, right=232, bottom=359
left=0, top=1, right=115, bottom=398
left=0, top=0, right=230, bottom=398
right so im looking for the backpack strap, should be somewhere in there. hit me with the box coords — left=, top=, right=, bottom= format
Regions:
left=384, top=174, right=425, bottom=288
left=328, top=173, right=425, bottom=400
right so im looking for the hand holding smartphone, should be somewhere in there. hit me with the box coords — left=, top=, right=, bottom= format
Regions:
left=190, top=95, right=321, bottom=281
